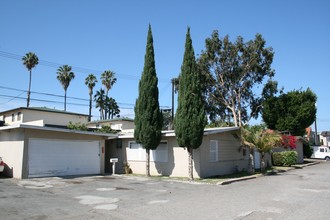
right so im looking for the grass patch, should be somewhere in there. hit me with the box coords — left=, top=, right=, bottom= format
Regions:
left=124, top=166, right=292, bottom=184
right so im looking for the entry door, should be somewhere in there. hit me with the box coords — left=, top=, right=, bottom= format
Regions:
left=28, top=138, right=100, bottom=178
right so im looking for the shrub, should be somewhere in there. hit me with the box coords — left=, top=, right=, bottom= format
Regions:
left=281, top=135, right=296, bottom=149
left=67, top=121, right=87, bottom=131
left=282, top=151, right=297, bottom=166
left=273, top=152, right=283, bottom=166
left=302, top=140, right=313, bottom=158
left=272, top=151, right=297, bottom=166
left=97, top=125, right=117, bottom=134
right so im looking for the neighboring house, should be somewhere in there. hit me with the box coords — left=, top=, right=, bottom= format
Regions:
left=87, top=118, right=135, bottom=133
left=0, top=107, right=88, bottom=127
left=320, top=131, right=330, bottom=146
left=0, top=107, right=117, bottom=179
left=108, top=127, right=249, bottom=178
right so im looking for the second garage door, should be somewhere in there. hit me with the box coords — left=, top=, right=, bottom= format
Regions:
left=28, top=138, right=101, bottom=178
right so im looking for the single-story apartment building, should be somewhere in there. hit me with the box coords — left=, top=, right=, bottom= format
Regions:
left=0, top=107, right=116, bottom=178
left=1, top=107, right=250, bottom=179
left=107, top=127, right=250, bottom=178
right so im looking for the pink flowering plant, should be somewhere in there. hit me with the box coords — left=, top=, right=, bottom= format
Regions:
left=281, top=135, right=297, bottom=149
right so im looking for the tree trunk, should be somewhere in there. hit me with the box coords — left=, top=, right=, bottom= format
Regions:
left=188, top=147, right=194, bottom=180
left=231, top=109, right=238, bottom=127
left=64, top=90, right=67, bottom=111
left=260, top=152, right=266, bottom=172
left=248, top=150, right=255, bottom=174
left=146, top=148, right=150, bottom=177
left=27, top=70, right=32, bottom=107
left=88, top=93, right=92, bottom=122
left=237, top=109, right=242, bottom=127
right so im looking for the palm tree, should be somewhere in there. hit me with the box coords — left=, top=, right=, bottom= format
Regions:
left=85, top=74, right=98, bottom=121
left=241, top=126, right=281, bottom=172
left=100, top=70, right=117, bottom=96
left=94, top=89, right=106, bottom=120
left=56, top=65, right=75, bottom=111
left=105, top=97, right=120, bottom=119
left=22, top=52, right=39, bottom=107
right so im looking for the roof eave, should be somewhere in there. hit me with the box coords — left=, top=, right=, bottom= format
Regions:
left=0, top=124, right=118, bottom=139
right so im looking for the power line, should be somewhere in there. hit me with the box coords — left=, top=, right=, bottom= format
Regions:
left=0, top=94, right=137, bottom=110
left=0, top=50, right=171, bottom=82
left=0, top=85, right=170, bottom=109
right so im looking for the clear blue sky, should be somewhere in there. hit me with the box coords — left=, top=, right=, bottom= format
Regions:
left=0, top=0, right=329, bottom=132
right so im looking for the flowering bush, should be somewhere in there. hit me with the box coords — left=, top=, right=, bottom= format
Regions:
left=281, top=135, right=296, bottom=149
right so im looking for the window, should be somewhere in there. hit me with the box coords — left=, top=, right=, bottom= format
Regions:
left=17, top=112, right=22, bottom=121
left=209, top=140, right=219, bottom=162
left=127, top=141, right=168, bottom=162
left=11, top=114, right=15, bottom=122
left=320, top=148, right=325, bottom=152
left=127, top=142, right=143, bottom=161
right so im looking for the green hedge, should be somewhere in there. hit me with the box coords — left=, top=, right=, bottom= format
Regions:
left=303, top=140, right=313, bottom=158
left=272, top=151, right=297, bottom=166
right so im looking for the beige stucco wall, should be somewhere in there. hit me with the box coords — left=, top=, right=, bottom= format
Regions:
left=1, top=109, right=88, bottom=126
left=117, top=130, right=248, bottom=178
left=22, top=110, right=88, bottom=126
left=117, top=137, right=200, bottom=178
left=0, top=130, right=25, bottom=178
left=199, top=132, right=249, bottom=177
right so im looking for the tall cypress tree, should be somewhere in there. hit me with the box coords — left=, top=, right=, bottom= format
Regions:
left=134, top=24, right=163, bottom=177
left=174, top=27, right=206, bottom=180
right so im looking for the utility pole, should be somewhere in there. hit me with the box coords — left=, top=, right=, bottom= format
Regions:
left=315, top=117, right=318, bottom=145
left=171, top=78, right=175, bottom=123
left=314, top=103, right=318, bottom=145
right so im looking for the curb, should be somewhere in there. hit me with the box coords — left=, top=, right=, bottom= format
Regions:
left=216, top=175, right=261, bottom=185
left=216, top=161, right=321, bottom=185
left=291, top=161, right=320, bottom=169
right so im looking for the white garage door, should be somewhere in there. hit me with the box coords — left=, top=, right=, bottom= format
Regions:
left=28, top=138, right=101, bottom=178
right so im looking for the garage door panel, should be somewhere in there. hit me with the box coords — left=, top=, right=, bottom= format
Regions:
left=28, top=139, right=100, bottom=178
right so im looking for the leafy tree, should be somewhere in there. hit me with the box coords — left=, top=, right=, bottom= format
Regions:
left=94, top=88, right=106, bottom=120
left=56, top=65, right=75, bottom=111
left=174, top=28, right=206, bottom=180
left=262, top=88, right=317, bottom=136
left=101, top=70, right=117, bottom=96
left=134, top=24, right=163, bottom=177
left=85, top=74, right=98, bottom=121
left=198, top=30, right=277, bottom=126
left=22, top=52, right=39, bottom=107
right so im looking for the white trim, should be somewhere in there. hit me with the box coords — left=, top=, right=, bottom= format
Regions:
left=0, top=124, right=117, bottom=139
left=119, top=127, right=240, bottom=139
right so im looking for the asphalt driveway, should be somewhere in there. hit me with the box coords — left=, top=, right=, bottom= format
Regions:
left=1, top=162, right=330, bottom=220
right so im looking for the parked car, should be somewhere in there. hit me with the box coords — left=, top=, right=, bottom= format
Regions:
left=311, top=146, right=330, bottom=160
left=0, top=157, right=4, bottom=172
